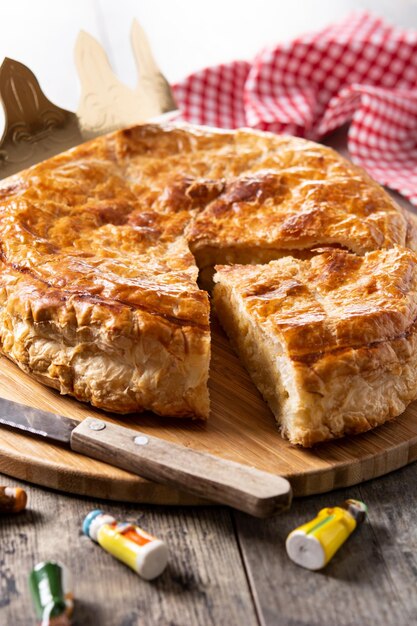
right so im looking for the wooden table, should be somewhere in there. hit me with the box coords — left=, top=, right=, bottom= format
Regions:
left=1, top=1, right=417, bottom=624
left=2, top=465, right=417, bottom=625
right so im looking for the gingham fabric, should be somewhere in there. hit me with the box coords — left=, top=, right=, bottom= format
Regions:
left=173, top=12, right=417, bottom=206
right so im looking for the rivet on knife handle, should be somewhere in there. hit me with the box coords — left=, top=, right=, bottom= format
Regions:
left=71, top=418, right=292, bottom=518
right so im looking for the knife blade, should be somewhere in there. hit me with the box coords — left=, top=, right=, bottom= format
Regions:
left=0, top=396, right=292, bottom=518
left=0, top=30, right=292, bottom=518
left=0, top=397, right=78, bottom=444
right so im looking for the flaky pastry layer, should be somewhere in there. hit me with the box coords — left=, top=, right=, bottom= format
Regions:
left=0, top=122, right=415, bottom=431
left=213, top=246, right=417, bottom=445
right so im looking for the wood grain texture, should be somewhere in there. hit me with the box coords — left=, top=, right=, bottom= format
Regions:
left=71, top=418, right=292, bottom=517
left=234, top=464, right=417, bottom=626
left=2, top=464, right=417, bottom=625
left=1, top=320, right=417, bottom=502
left=0, top=2, right=416, bottom=624
left=0, top=477, right=258, bottom=626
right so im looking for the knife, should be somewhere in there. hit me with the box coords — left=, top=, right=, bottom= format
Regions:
left=0, top=396, right=292, bottom=518
left=0, top=30, right=293, bottom=518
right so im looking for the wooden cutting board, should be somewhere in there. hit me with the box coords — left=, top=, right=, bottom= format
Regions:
left=0, top=319, right=416, bottom=501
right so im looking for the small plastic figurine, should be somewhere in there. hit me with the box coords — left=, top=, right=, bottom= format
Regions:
left=83, top=510, right=168, bottom=580
left=28, top=561, right=73, bottom=626
left=0, top=485, right=27, bottom=513
left=286, top=499, right=368, bottom=570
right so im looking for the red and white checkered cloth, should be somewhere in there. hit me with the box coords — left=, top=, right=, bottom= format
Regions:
left=173, top=12, right=417, bottom=206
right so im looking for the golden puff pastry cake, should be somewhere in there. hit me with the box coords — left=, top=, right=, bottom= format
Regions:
left=113, top=124, right=416, bottom=261
left=0, top=131, right=211, bottom=418
left=0, top=121, right=415, bottom=432
left=213, top=246, right=417, bottom=446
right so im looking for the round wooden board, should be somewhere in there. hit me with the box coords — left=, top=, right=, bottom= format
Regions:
left=0, top=321, right=417, bottom=501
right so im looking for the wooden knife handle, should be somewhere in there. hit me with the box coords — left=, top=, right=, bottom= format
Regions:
left=71, top=418, right=292, bottom=517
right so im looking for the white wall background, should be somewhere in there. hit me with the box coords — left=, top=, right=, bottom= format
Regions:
left=0, top=0, right=416, bottom=115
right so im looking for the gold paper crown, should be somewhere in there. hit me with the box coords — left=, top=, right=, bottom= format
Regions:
left=76, top=19, right=176, bottom=138
left=0, top=19, right=177, bottom=178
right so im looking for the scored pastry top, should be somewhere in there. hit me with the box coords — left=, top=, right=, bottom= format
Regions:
left=0, top=121, right=415, bottom=422
left=0, top=122, right=414, bottom=329
left=0, top=128, right=209, bottom=329
left=214, top=245, right=417, bottom=361
left=115, top=124, right=417, bottom=260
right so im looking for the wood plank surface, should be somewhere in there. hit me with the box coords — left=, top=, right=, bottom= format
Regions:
left=234, top=464, right=417, bottom=626
left=2, top=463, right=417, bottom=625
left=1, top=321, right=417, bottom=502
left=0, top=2, right=417, bottom=626
left=0, top=477, right=258, bottom=626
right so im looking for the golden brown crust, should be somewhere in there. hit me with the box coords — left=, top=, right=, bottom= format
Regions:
left=213, top=246, right=417, bottom=445
left=184, top=131, right=415, bottom=264
left=0, top=121, right=414, bottom=426
left=215, top=246, right=417, bottom=358
left=0, top=125, right=216, bottom=418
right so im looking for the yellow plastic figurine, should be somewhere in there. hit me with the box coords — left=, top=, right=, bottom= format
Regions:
left=286, top=499, right=367, bottom=570
left=83, top=510, right=168, bottom=580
